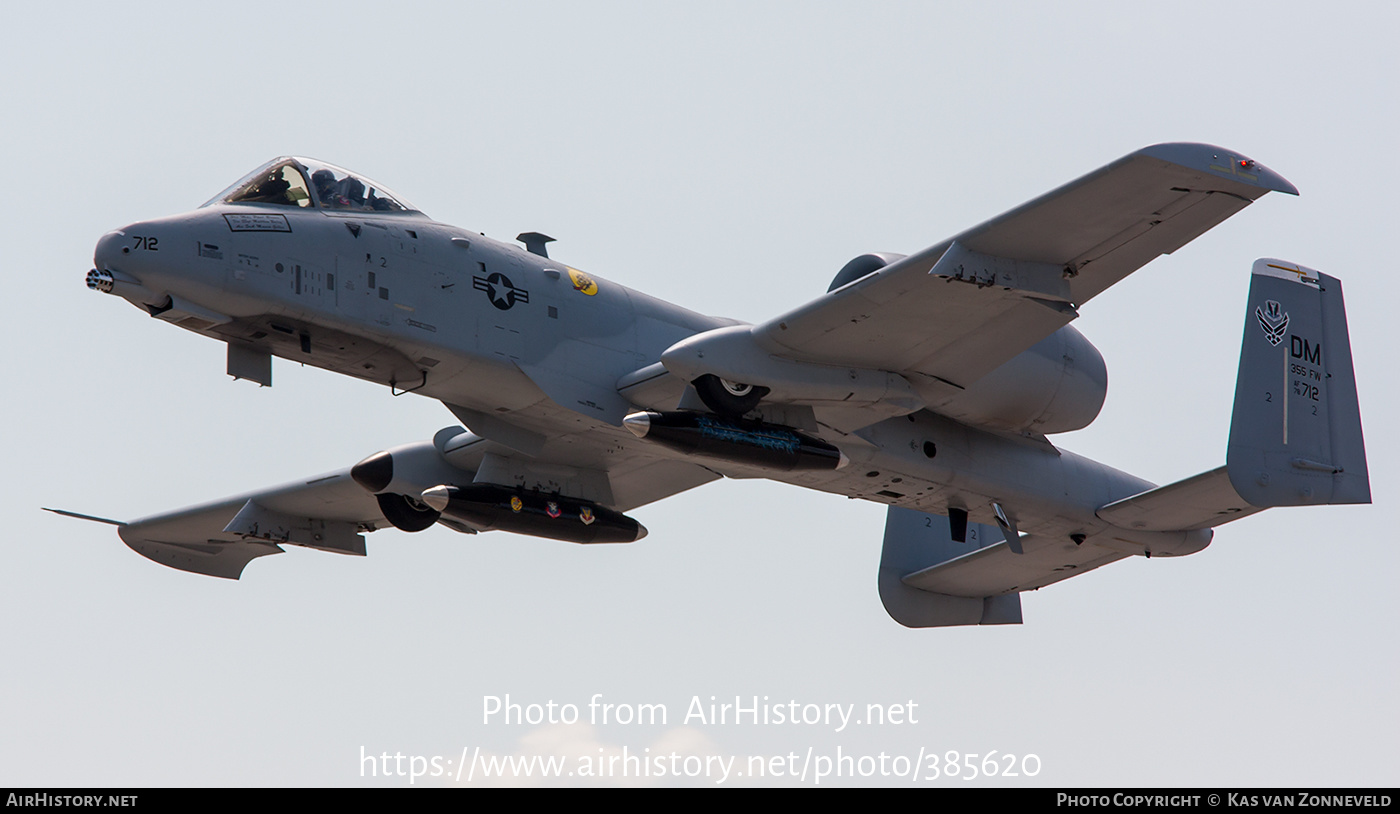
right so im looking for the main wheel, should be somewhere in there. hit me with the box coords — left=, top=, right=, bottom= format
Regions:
left=693, top=374, right=769, bottom=418
left=376, top=492, right=441, bottom=532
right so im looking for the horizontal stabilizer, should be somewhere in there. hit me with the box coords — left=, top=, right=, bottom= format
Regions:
left=901, top=533, right=1129, bottom=597
left=1096, top=466, right=1262, bottom=531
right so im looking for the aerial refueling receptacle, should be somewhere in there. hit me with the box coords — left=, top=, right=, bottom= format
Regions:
left=419, top=484, right=647, bottom=544
left=623, top=410, right=848, bottom=472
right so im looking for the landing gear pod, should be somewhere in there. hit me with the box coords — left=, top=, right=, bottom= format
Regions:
left=692, top=374, right=769, bottom=418
left=419, top=485, right=646, bottom=544
left=375, top=493, right=441, bottom=532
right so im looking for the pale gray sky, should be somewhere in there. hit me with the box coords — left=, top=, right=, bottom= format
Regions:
left=2, top=1, right=1395, bottom=786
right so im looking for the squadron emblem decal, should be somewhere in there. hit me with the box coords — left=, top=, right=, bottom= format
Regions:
left=1255, top=299, right=1289, bottom=347
left=509, top=496, right=524, bottom=513
left=579, top=507, right=596, bottom=525
left=567, top=267, right=598, bottom=296
left=546, top=501, right=561, bottom=519
left=473, top=272, right=530, bottom=310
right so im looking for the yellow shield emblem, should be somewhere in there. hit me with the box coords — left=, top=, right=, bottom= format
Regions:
left=567, top=268, right=598, bottom=296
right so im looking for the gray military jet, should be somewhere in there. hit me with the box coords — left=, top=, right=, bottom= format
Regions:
left=63, top=145, right=1369, bottom=627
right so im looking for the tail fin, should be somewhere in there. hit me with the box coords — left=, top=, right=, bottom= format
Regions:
left=1098, top=258, right=1370, bottom=533
left=878, top=507, right=1023, bottom=628
left=1227, top=259, right=1370, bottom=506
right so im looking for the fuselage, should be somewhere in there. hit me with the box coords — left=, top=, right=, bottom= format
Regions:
left=92, top=160, right=1209, bottom=558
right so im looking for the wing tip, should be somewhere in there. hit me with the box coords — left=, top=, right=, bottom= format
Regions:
left=117, top=527, right=283, bottom=580
left=1137, top=142, right=1299, bottom=196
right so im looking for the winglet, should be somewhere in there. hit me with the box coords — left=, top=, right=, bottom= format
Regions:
left=1137, top=143, right=1299, bottom=196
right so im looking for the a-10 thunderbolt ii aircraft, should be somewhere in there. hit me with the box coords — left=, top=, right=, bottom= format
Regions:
left=65, top=143, right=1370, bottom=628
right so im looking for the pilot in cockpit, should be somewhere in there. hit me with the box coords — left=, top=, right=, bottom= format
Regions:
left=311, top=169, right=340, bottom=208
left=340, top=177, right=366, bottom=208
left=210, top=157, right=418, bottom=214
left=239, top=169, right=294, bottom=205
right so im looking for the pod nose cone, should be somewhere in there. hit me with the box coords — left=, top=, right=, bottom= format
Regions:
left=622, top=411, right=654, bottom=438
left=420, top=485, right=451, bottom=513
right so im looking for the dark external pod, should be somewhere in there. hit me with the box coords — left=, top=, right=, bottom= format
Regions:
left=419, top=484, right=647, bottom=544
left=622, top=410, right=848, bottom=472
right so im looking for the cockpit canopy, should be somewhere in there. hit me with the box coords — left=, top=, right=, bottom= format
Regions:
left=205, top=157, right=421, bottom=214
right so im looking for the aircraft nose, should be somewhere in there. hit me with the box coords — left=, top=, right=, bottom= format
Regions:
left=88, top=227, right=163, bottom=304
left=93, top=229, right=126, bottom=271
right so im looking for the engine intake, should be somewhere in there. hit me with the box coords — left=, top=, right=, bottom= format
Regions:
left=828, top=252, right=908, bottom=292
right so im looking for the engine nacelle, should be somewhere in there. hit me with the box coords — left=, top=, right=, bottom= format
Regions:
left=350, top=436, right=471, bottom=495
left=931, top=324, right=1108, bottom=435
left=350, top=435, right=475, bottom=532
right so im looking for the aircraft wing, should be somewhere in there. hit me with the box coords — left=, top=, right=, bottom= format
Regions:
left=108, top=469, right=385, bottom=579
left=66, top=424, right=722, bottom=580
left=755, top=143, right=1296, bottom=396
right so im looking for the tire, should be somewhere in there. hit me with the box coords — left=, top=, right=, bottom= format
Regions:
left=693, top=374, right=769, bottom=418
left=376, top=492, right=441, bottom=532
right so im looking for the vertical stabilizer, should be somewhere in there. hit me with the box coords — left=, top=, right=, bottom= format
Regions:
left=1227, top=259, right=1370, bottom=507
left=878, top=507, right=1022, bottom=628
